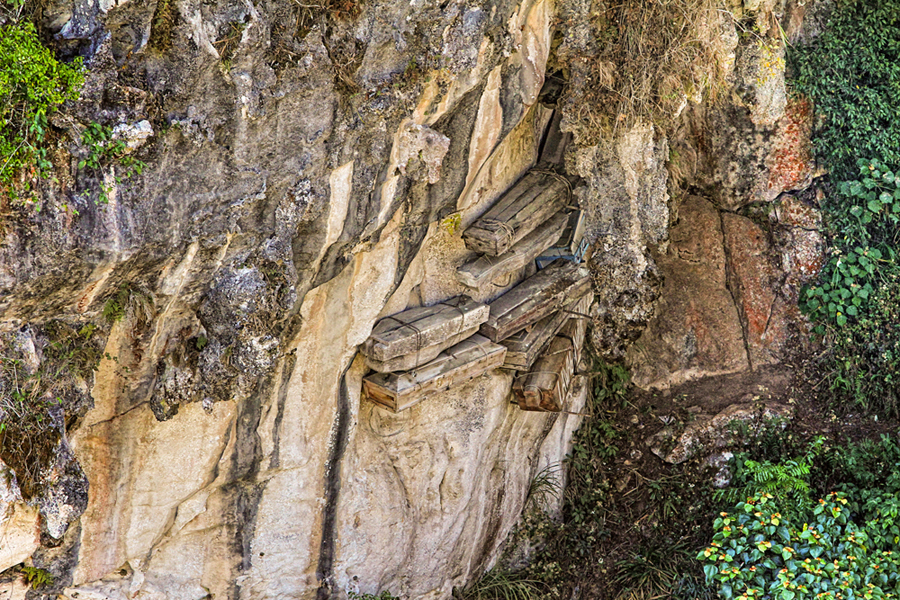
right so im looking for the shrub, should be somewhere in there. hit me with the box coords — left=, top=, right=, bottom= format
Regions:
left=700, top=492, right=900, bottom=600
left=0, top=22, right=83, bottom=201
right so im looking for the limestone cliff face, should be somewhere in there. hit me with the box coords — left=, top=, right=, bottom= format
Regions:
left=0, top=0, right=825, bottom=598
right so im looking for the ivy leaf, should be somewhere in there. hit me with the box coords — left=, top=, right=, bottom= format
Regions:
left=837, top=313, right=848, bottom=326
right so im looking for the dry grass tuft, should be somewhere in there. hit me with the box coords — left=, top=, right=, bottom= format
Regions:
left=555, top=0, right=736, bottom=143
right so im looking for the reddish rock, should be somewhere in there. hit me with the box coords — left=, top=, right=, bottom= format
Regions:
left=626, top=196, right=748, bottom=388
left=722, top=213, right=783, bottom=367
left=766, top=96, right=815, bottom=200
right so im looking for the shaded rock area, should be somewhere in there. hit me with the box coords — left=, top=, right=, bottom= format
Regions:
left=0, top=0, right=830, bottom=597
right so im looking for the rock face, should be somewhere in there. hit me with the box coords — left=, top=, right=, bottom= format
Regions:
left=0, top=0, right=825, bottom=597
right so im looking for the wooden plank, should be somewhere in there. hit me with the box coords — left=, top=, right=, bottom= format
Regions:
left=361, top=296, right=489, bottom=362
left=538, top=110, right=572, bottom=166
left=365, top=326, right=479, bottom=373
left=456, top=211, right=568, bottom=289
left=362, top=334, right=506, bottom=412
left=479, top=259, right=591, bottom=342
left=501, top=293, right=591, bottom=371
left=512, top=333, right=574, bottom=412
left=463, top=172, right=569, bottom=256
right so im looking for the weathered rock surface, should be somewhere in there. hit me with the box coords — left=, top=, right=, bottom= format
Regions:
left=647, top=401, right=794, bottom=465
left=626, top=196, right=747, bottom=389
left=0, top=0, right=827, bottom=597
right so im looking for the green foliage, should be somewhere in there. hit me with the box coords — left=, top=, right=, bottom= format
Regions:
left=102, top=284, right=153, bottom=324
left=790, top=1, right=900, bottom=417
left=718, top=437, right=825, bottom=513
left=20, top=565, right=53, bottom=589
left=463, top=570, right=541, bottom=600
left=700, top=492, right=900, bottom=600
left=790, top=2, right=900, bottom=183
left=0, top=22, right=83, bottom=201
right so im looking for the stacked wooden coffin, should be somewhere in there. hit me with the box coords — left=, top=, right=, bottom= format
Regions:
left=361, top=296, right=507, bottom=412
left=361, top=114, right=592, bottom=413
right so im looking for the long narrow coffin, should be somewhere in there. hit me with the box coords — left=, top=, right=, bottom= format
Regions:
left=366, top=327, right=479, bottom=373
left=363, top=335, right=507, bottom=412
left=462, top=171, right=569, bottom=256
left=501, top=293, right=591, bottom=371
left=361, top=296, right=489, bottom=363
left=456, top=211, right=568, bottom=289
left=512, top=333, right=574, bottom=412
left=479, top=259, right=591, bottom=342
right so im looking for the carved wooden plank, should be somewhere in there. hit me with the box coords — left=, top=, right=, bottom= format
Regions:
left=463, top=172, right=569, bottom=256
left=361, top=296, right=489, bottom=362
left=512, top=333, right=574, bottom=412
left=363, top=335, right=506, bottom=412
left=456, top=211, right=568, bottom=289
left=365, top=326, right=479, bottom=373
left=479, top=259, right=591, bottom=342
left=501, top=293, right=590, bottom=371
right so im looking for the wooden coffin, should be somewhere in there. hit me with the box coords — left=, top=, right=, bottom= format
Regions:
left=512, top=333, right=575, bottom=412
left=361, top=296, right=489, bottom=362
left=456, top=211, right=568, bottom=289
left=363, top=334, right=507, bottom=412
left=479, top=259, right=591, bottom=343
left=501, top=293, right=591, bottom=371
left=365, top=327, right=479, bottom=373
left=462, top=171, right=569, bottom=256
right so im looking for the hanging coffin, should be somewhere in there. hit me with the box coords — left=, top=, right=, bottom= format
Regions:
left=456, top=211, right=568, bottom=289
left=479, top=258, right=591, bottom=343
left=363, top=334, right=507, bottom=412
left=462, top=171, right=570, bottom=256
left=512, top=332, right=575, bottom=412
left=360, top=296, right=489, bottom=371
left=501, top=292, right=591, bottom=371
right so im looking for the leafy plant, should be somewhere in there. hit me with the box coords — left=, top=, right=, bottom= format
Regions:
left=699, top=492, right=900, bottom=600
left=718, top=437, right=826, bottom=513
left=20, top=565, right=53, bottom=589
left=0, top=21, right=83, bottom=202
left=526, top=463, right=562, bottom=511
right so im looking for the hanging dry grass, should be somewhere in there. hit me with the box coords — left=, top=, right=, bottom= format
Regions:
left=556, top=0, right=735, bottom=144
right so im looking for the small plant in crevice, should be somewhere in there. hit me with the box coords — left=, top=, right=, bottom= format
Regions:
left=526, top=463, right=562, bottom=512
left=348, top=591, right=400, bottom=600
left=78, top=122, right=146, bottom=205
left=102, top=283, right=154, bottom=325
left=462, top=569, right=541, bottom=600
left=0, top=322, right=102, bottom=498
left=19, top=565, right=53, bottom=589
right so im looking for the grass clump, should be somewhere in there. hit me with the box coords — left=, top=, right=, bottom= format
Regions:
left=0, top=21, right=83, bottom=203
